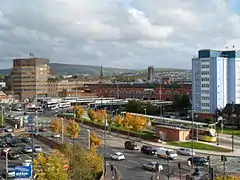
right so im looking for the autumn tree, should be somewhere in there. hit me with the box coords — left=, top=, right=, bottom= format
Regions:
left=131, top=115, right=148, bottom=139
left=114, top=115, right=123, bottom=135
left=107, top=114, right=113, bottom=133
left=123, top=113, right=133, bottom=138
left=66, top=119, right=80, bottom=144
left=95, top=109, right=107, bottom=124
left=51, top=118, right=62, bottom=134
left=74, top=106, right=85, bottom=122
left=88, top=109, right=97, bottom=126
left=215, top=175, right=240, bottom=180
left=90, top=131, right=103, bottom=149
left=34, top=150, right=69, bottom=180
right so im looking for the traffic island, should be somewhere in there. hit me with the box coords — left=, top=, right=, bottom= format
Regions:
left=167, top=141, right=232, bottom=152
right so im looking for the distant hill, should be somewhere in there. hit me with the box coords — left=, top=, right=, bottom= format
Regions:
left=0, top=63, right=189, bottom=76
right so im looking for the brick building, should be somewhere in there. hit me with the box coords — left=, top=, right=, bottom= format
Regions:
left=86, top=83, right=191, bottom=101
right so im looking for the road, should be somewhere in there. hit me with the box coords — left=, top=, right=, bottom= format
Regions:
left=0, top=134, right=52, bottom=179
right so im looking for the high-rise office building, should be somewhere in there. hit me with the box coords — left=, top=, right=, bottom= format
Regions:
left=11, top=58, right=50, bottom=99
left=192, top=49, right=240, bottom=116
left=147, top=66, right=154, bottom=81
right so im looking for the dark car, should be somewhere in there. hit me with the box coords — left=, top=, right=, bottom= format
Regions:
left=124, top=141, right=140, bottom=150
left=7, top=140, right=18, bottom=147
left=22, top=137, right=31, bottom=144
left=141, top=145, right=157, bottom=156
left=187, top=157, right=209, bottom=167
left=0, top=141, right=8, bottom=148
left=8, top=152, right=20, bottom=160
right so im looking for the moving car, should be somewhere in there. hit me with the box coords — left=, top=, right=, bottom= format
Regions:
left=8, top=152, right=20, bottom=160
left=7, top=140, right=18, bottom=147
left=22, top=146, right=33, bottom=153
left=0, top=141, right=8, bottom=148
left=22, top=159, right=32, bottom=166
left=141, top=145, right=157, bottom=156
left=39, top=127, right=47, bottom=132
left=4, top=126, right=13, bottom=132
left=142, top=161, right=163, bottom=171
left=157, top=148, right=178, bottom=160
left=52, top=133, right=61, bottom=138
left=22, top=137, right=31, bottom=143
left=177, top=148, right=196, bottom=156
left=124, top=141, right=140, bottom=150
left=34, top=145, right=43, bottom=153
left=110, top=152, right=125, bottom=161
left=187, top=157, right=209, bottom=167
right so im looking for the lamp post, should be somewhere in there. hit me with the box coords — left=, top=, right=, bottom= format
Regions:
left=144, top=108, right=147, bottom=115
left=1, top=106, right=4, bottom=127
left=61, top=118, right=64, bottom=144
left=103, top=107, right=107, bottom=177
left=191, top=108, right=194, bottom=168
left=87, top=129, right=91, bottom=149
left=5, top=151, right=8, bottom=179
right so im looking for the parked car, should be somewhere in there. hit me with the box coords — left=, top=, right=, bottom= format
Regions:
left=124, top=141, right=140, bottom=150
left=142, top=161, right=163, bottom=171
left=34, top=145, right=43, bottom=153
left=22, top=159, right=32, bottom=166
left=4, top=126, right=13, bottom=132
left=177, top=148, right=196, bottom=156
left=0, top=141, right=8, bottom=148
left=22, top=146, right=33, bottom=153
left=187, top=157, right=209, bottom=167
left=52, top=133, right=61, bottom=138
left=7, top=140, right=18, bottom=147
left=8, top=152, right=20, bottom=160
left=39, top=127, right=47, bottom=132
left=141, top=145, right=157, bottom=156
left=22, top=137, right=31, bottom=144
left=110, top=152, right=125, bottom=161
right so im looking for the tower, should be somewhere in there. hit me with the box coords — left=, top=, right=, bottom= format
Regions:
left=100, top=65, right=103, bottom=78
left=147, top=66, right=154, bottom=81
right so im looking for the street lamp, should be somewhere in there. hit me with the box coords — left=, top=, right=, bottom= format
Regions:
left=87, top=129, right=90, bottom=149
left=5, top=151, right=8, bottom=179
left=61, top=118, right=64, bottom=144
left=191, top=108, right=194, bottom=168
left=144, top=108, right=147, bottom=115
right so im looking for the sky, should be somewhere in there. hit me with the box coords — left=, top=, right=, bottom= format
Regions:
left=0, top=0, right=240, bottom=70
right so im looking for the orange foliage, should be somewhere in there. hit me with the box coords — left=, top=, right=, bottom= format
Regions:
left=115, top=115, right=123, bottom=128
left=66, top=119, right=80, bottom=139
left=90, top=131, right=103, bottom=149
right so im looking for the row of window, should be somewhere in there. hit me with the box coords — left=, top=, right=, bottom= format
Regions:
left=201, top=97, right=209, bottom=101
left=202, top=78, right=210, bottom=82
left=202, top=65, right=210, bottom=69
left=202, top=103, right=210, bottom=107
left=202, top=90, right=210, bottom=94
left=201, top=71, right=210, bottom=75
left=201, top=59, right=210, bottom=62
left=201, top=84, right=210, bottom=88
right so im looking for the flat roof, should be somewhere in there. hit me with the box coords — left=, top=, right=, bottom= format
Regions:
left=125, top=112, right=209, bottom=126
left=156, top=125, right=189, bottom=131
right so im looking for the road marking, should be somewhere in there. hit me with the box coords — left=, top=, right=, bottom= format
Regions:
left=127, top=160, right=139, bottom=164
left=21, top=152, right=32, bottom=159
left=0, top=175, right=4, bottom=180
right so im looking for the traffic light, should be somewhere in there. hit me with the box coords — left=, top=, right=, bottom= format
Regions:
left=178, top=162, right=181, bottom=169
left=207, top=155, right=210, bottom=160
left=221, top=155, right=227, bottom=162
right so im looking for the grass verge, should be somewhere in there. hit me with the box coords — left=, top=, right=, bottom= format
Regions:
left=216, top=128, right=240, bottom=136
left=167, top=141, right=231, bottom=152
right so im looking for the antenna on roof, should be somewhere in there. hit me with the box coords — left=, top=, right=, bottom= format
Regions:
left=233, top=45, right=235, bottom=48
left=29, top=53, right=35, bottom=57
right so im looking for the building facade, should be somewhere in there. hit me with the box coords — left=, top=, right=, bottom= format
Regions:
left=192, top=49, right=240, bottom=117
left=87, top=83, right=191, bottom=101
left=11, top=58, right=50, bottom=99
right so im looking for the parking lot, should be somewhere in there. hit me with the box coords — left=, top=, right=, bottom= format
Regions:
left=0, top=134, right=52, bottom=179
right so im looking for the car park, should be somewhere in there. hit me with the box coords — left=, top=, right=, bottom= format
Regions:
left=22, top=146, right=33, bottom=153
left=110, top=152, right=125, bottom=161
left=142, top=161, right=163, bottom=171
left=34, top=145, right=43, bottom=153
left=141, top=145, right=157, bottom=156
left=124, top=141, right=140, bottom=150
left=187, top=157, right=209, bottom=167
left=177, top=148, right=196, bottom=156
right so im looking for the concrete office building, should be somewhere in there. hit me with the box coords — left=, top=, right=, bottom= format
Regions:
left=11, top=58, right=50, bottom=99
left=192, top=49, right=240, bottom=117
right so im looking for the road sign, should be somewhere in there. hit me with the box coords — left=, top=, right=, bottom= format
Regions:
left=15, top=165, right=32, bottom=178
left=28, top=116, right=34, bottom=126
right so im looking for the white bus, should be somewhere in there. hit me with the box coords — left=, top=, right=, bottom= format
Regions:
left=59, top=101, right=71, bottom=108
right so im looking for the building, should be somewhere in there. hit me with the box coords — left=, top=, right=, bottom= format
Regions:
left=192, top=49, right=240, bottom=118
left=11, top=58, right=50, bottom=99
left=147, top=66, right=154, bottom=81
left=87, top=82, right=191, bottom=101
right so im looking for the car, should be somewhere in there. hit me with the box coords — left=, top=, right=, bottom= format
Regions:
left=39, top=127, right=47, bottom=132
left=34, top=145, right=43, bottom=153
left=110, top=152, right=125, bottom=161
left=52, top=133, right=61, bottom=138
left=22, top=146, right=33, bottom=153
left=141, top=145, right=157, bottom=156
left=22, top=159, right=32, bottom=166
left=142, top=162, right=163, bottom=171
left=7, top=140, right=18, bottom=147
left=187, top=157, right=209, bottom=167
left=124, top=141, right=140, bottom=150
left=1, top=148, right=12, bottom=156
left=8, top=152, right=20, bottom=160
left=177, top=148, right=196, bottom=156
left=4, top=126, right=13, bottom=132
left=3, top=166, right=15, bottom=178
left=0, top=141, right=8, bottom=148
left=22, top=137, right=31, bottom=143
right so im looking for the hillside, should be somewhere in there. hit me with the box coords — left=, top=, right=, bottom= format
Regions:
left=0, top=63, right=189, bottom=76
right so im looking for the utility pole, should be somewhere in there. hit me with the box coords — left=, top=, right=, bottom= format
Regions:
left=61, top=118, right=64, bottom=144
left=1, top=106, right=4, bottom=127
left=232, top=131, right=234, bottom=152
left=103, top=107, right=107, bottom=178
left=191, top=108, right=194, bottom=168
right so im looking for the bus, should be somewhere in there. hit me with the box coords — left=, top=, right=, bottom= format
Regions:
left=59, top=101, right=71, bottom=108
left=88, top=98, right=128, bottom=111
left=124, top=112, right=217, bottom=142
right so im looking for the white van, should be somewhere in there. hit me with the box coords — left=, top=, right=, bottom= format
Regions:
left=157, top=147, right=178, bottom=160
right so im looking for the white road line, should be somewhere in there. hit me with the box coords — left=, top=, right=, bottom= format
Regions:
left=127, top=160, right=139, bottom=164
left=0, top=175, right=4, bottom=180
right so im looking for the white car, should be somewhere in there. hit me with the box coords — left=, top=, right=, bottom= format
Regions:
left=34, top=145, right=43, bottom=153
left=143, top=161, right=163, bottom=171
left=5, top=127, right=13, bottom=132
left=177, top=148, right=196, bottom=156
left=22, top=159, right=32, bottom=166
left=52, top=133, right=61, bottom=138
left=110, top=152, right=125, bottom=161
left=22, top=146, right=33, bottom=153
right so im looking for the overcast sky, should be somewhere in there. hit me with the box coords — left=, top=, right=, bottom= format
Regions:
left=0, top=0, right=239, bottom=69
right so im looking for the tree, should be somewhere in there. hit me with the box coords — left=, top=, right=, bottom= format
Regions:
left=215, top=175, right=240, bottom=180
left=0, top=110, right=4, bottom=127
left=51, top=118, right=62, bottom=133
left=90, top=131, right=103, bottom=149
left=66, top=119, right=80, bottom=144
left=87, top=109, right=97, bottom=126
left=131, top=115, right=148, bottom=134
left=107, top=114, right=113, bottom=133
left=125, top=100, right=143, bottom=113
left=123, top=113, right=133, bottom=138
left=95, top=109, right=107, bottom=124
left=115, top=114, right=123, bottom=135
left=34, top=150, right=69, bottom=180
left=74, top=106, right=85, bottom=122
